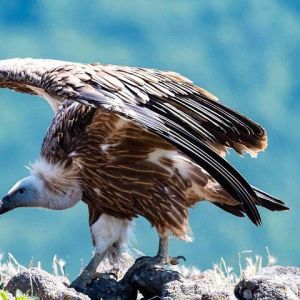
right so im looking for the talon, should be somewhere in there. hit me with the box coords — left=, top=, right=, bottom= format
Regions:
left=92, top=272, right=101, bottom=280
left=91, top=271, right=118, bottom=281
left=135, top=255, right=150, bottom=263
left=156, top=254, right=165, bottom=262
left=170, top=255, right=186, bottom=265
left=107, top=272, right=118, bottom=279
left=70, top=271, right=94, bottom=290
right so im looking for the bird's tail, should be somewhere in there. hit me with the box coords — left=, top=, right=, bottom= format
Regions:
left=212, top=187, right=288, bottom=220
left=253, top=187, right=289, bottom=211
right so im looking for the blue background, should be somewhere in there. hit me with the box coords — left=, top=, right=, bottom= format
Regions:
left=0, top=1, right=299, bottom=279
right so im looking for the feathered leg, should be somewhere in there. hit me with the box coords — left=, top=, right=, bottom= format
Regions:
left=70, top=213, right=130, bottom=290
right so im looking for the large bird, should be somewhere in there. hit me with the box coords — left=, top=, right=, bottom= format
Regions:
left=0, top=58, right=288, bottom=288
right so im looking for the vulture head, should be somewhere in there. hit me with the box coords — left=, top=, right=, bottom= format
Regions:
left=0, top=160, right=83, bottom=214
left=0, top=175, right=46, bottom=214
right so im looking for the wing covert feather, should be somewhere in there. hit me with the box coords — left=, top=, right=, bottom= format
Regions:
left=42, top=64, right=267, bottom=156
left=41, top=64, right=263, bottom=224
left=0, top=59, right=284, bottom=225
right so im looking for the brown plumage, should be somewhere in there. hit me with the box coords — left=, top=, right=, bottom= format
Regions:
left=0, top=58, right=288, bottom=288
left=42, top=103, right=239, bottom=239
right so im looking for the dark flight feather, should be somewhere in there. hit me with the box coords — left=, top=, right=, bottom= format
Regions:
left=252, top=187, right=289, bottom=211
left=70, top=91, right=262, bottom=225
left=214, top=187, right=289, bottom=218
left=0, top=59, right=286, bottom=227
left=41, top=64, right=267, bottom=156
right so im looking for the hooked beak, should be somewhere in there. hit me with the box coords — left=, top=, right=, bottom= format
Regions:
left=0, top=195, right=12, bottom=215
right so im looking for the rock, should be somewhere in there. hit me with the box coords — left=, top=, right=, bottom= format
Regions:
left=81, top=256, right=182, bottom=299
left=234, top=266, right=300, bottom=300
left=124, top=256, right=183, bottom=298
left=5, top=268, right=89, bottom=300
left=84, top=274, right=136, bottom=300
left=161, top=269, right=235, bottom=300
left=4, top=262, right=300, bottom=300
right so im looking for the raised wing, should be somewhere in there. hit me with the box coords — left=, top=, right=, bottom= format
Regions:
left=0, top=59, right=267, bottom=155
left=40, top=63, right=268, bottom=225
left=0, top=59, right=271, bottom=224
left=0, top=58, right=69, bottom=111
left=42, top=64, right=267, bottom=157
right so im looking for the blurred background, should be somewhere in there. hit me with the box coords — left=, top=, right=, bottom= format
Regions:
left=0, top=0, right=299, bottom=279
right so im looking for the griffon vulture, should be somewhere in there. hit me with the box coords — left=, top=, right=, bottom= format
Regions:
left=0, top=58, right=288, bottom=288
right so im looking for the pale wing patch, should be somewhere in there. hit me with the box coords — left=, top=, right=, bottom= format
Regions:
left=147, top=149, right=185, bottom=175
left=146, top=148, right=237, bottom=206
left=68, top=151, right=79, bottom=158
left=146, top=148, right=205, bottom=179
left=93, top=188, right=102, bottom=195
left=100, top=144, right=110, bottom=152
left=113, top=118, right=128, bottom=131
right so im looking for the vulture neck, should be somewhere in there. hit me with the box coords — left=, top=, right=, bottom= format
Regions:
left=29, top=158, right=82, bottom=210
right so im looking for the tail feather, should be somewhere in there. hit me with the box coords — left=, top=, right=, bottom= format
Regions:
left=252, top=187, right=289, bottom=211
left=213, top=202, right=245, bottom=217
left=213, top=187, right=289, bottom=220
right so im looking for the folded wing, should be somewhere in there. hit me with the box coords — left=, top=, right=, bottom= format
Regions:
left=40, top=63, right=270, bottom=224
left=42, top=64, right=267, bottom=156
left=0, top=59, right=276, bottom=225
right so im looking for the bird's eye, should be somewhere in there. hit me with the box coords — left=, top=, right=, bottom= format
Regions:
left=18, top=188, right=25, bottom=195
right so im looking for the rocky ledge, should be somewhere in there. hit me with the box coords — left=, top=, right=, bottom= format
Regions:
left=2, top=257, right=300, bottom=299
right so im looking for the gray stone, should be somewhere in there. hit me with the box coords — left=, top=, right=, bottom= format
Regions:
left=234, top=266, right=300, bottom=300
left=4, top=262, right=300, bottom=299
left=5, top=268, right=89, bottom=300
left=161, top=269, right=234, bottom=300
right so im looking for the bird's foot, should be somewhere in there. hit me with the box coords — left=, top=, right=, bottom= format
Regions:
left=70, top=271, right=117, bottom=291
left=70, top=270, right=94, bottom=291
left=135, top=254, right=186, bottom=266
left=156, top=254, right=186, bottom=265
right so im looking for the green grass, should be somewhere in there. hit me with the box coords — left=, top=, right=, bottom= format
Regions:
left=0, top=290, right=9, bottom=300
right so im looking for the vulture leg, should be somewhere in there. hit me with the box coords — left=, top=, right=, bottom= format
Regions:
left=156, top=235, right=186, bottom=265
left=70, top=252, right=106, bottom=290
left=70, top=212, right=130, bottom=290
left=124, top=234, right=185, bottom=283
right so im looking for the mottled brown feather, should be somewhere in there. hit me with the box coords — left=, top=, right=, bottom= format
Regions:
left=0, top=58, right=288, bottom=234
left=40, top=101, right=241, bottom=239
left=40, top=63, right=267, bottom=156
